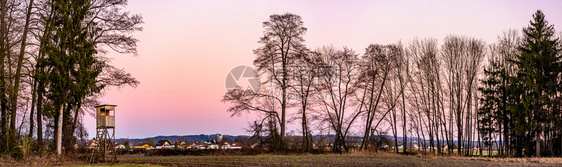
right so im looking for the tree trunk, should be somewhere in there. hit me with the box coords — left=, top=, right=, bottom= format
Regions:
left=477, top=108, right=482, bottom=156
left=504, top=78, right=510, bottom=156
left=29, top=80, right=37, bottom=137
left=36, top=81, right=44, bottom=147
left=301, top=103, right=308, bottom=151
left=28, top=80, right=37, bottom=137
left=10, top=0, right=34, bottom=143
left=428, top=111, right=434, bottom=154
left=361, top=74, right=387, bottom=150
left=280, top=90, right=285, bottom=146
left=392, top=110, right=398, bottom=153
left=0, top=0, right=8, bottom=150
left=536, top=132, right=540, bottom=157
left=57, top=106, right=63, bottom=155
left=432, top=85, right=441, bottom=154
left=70, top=102, right=82, bottom=149
left=280, top=62, right=287, bottom=148
left=279, top=40, right=289, bottom=148
left=402, top=87, right=407, bottom=153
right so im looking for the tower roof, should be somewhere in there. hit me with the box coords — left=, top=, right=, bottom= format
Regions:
left=95, top=104, right=117, bottom=108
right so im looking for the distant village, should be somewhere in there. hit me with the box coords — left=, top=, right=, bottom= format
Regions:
left=87, top=134, right=243, bottom=151
left=84, top=133, right=497, bottom=152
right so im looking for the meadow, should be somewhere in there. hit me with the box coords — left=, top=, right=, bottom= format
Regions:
left=3, top=150, right=562, bottom=166
left=111, top=153, right=562, bottom=167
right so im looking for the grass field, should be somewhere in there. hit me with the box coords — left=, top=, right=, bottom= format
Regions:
left=113, top=153, right=562, bottom=167
left=4, top=153, right=562, bottom=166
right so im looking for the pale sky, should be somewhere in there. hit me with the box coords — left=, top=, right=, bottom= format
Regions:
left=84, top=0, right=562, bottom=139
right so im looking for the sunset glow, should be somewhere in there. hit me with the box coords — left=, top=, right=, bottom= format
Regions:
left=85, top=0, right=562, bottom=138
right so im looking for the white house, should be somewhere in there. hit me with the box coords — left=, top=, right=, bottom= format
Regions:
left=207, top=144, right=219, bottom=149
left=218, top=141, right=230, bottom=149
left=116, top=144, right=126, bottom=150
left=230, top=143, right=242, bottom=149
left=155, top=140, right=172, bottom=149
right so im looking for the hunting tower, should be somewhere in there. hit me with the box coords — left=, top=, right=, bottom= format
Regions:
left=94, top=104, right=117, bottom=162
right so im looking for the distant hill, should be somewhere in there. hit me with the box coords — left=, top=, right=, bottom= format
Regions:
left=114, top=134, right=249, bottom=144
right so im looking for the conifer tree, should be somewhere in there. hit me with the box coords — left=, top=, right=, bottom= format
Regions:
left=510, top=10, right=560, bottom=157
left=41, top=0, right=102, bottom=154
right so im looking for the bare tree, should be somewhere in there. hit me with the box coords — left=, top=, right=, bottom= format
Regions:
left=10, top=0, right=33, bottom=144
left=316, top=46, right=358, bottom=153
left=358, top=44, right=404, bottom=151
left=382, top=43, right=408, bottom=154
left=0, top=0, right=11, bottom=150
left=358, top=44, right=390, bottom=150
left=0, top=0, right=32, bottom=150
left=463, top=37, right=485, bottom=155
left=408, top=38, right=440, bottom=154
left=288, top=50, right=320, bottom=151
left=397, top=43, right=410, bottom=153
left=442, top=35, right=467, bottom=155
left=441, top=35, right=485, bottom=155
left=224, top=13, right=307, bottom=150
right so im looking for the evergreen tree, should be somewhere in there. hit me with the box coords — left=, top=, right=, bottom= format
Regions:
left=479, top=54, right=512, bottom=156
left=478, top=60, right=501, bottom=155
left=41, top=0, right=103, bottom=154
left=509, top=10, right=560, bottom=157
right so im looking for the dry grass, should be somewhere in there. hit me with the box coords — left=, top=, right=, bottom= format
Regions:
left=3, top=153, right=562, bottom=166
left=116, top=153, right=562, bottom=167
left=459, top=156, right=562, bottom=164
left=0, top=154, right=88, bottom=166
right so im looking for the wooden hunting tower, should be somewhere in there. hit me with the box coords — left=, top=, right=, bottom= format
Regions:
left=93, top=104, right=117, bottom=163
left=97, top=105, right=115, bottom=128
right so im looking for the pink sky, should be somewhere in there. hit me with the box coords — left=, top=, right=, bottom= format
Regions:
left=84, top=0, right=562, bottom=138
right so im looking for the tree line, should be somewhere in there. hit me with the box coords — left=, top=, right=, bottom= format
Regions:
left=0, top=0, right=141, bottom=157
left=223, top=10, right=562, bottom=157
